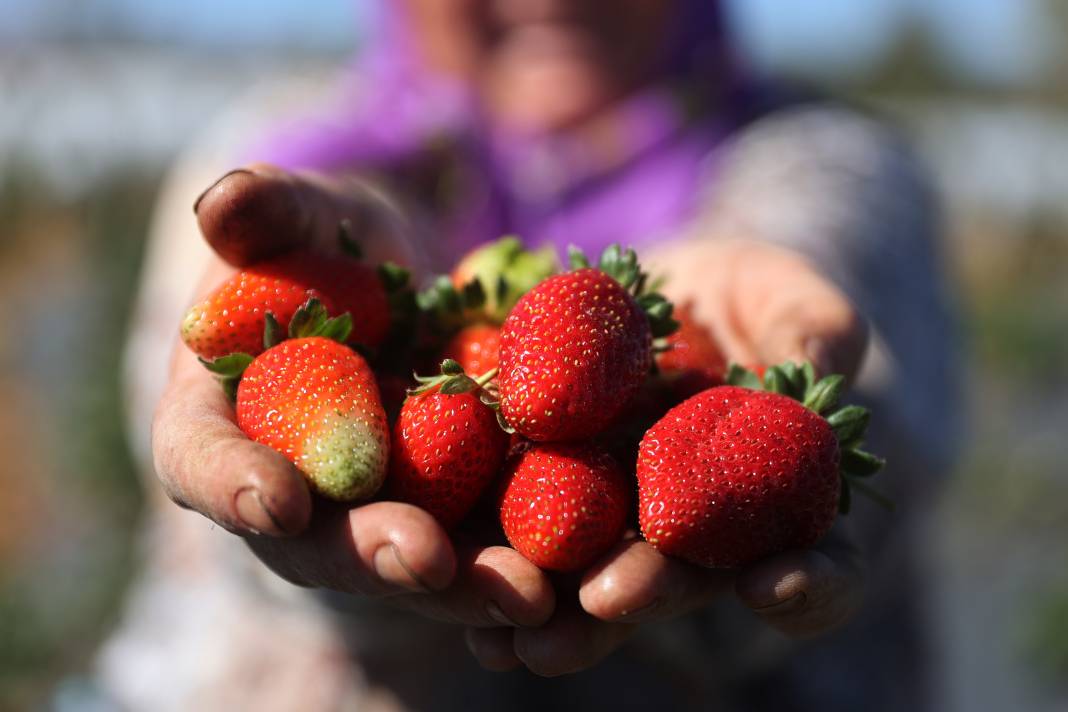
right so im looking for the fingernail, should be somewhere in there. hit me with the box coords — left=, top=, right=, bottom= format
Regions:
left=193, top=168, right=254, bottom=214
left=616, top=597, right=662, bottom=621
left=234, top=486, right=286, bottom=536
left=804, top=337, right=832, bottom=376
left=486, top=601, right=520, bottom=627
left=374, top=544, right=431, bottom=593
left=752, top=591, right=807, bottom=615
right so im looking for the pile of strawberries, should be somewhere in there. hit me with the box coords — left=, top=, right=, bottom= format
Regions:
left=181, top=234, right=885, bottom=572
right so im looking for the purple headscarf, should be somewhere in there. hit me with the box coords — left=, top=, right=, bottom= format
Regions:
left=248, top=1, right=753, bottom=259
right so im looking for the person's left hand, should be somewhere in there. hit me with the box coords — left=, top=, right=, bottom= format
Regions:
left=465, top=529, right=864, bottom=675
left=465, top=238, right=870, bottom=675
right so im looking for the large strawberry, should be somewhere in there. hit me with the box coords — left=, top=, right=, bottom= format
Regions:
left=497, top=245, right=676, bottom=441
left=636, top=362, right=887, bottom=569
left=498, top=442, right=629, bottom=572
left=181, top=228, right=394, bottom=360
left=386, top=360, right=509, bottom=529
left=224, top=304, right=390, bottom=502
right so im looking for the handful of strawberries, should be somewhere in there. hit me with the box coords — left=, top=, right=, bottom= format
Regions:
left=181, top=233, right=886, bottom=573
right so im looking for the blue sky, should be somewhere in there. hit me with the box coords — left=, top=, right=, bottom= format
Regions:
left=2, top=0, right=1057, bottom=84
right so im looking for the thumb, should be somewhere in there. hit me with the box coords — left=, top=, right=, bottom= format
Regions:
left=193, top=163, right=428, bottom=274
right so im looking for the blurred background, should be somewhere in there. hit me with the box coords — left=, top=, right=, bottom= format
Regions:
left=1, top=0, right=1066, bottom=709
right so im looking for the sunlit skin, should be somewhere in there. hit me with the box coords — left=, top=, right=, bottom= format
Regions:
left=153, top=0, right=870, bottom=677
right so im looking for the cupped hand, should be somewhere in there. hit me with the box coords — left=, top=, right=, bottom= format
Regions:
left=466, top=237, right=871, bottom=674
left=466, top=529, right=863, bottom=675
left=151, top=164, right=555, bottom=629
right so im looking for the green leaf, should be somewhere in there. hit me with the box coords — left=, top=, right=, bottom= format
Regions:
left=263, top=312, right=283, bottom=350
left=317, top=312, right=353, bottom=343
left=377, top=261, right=410, bottom=292
left=199, top=352, right=254, bottom=378
left=440, top=359, right=464, bottom=376
left=440, top=375, right=478, bottom=395
left=725, top=363, right=763, bottom=391
left=763, top=365, right=788, bottom=395
left=827, top=405, right=870, bottom=444
left=841, top=448, right=886, bottom=477
left=496, top=410, right=516, bottom=434
left=288, top=298, right=327, bottom=338
left=804, top=374, right=845, bottom=415
left=567, top=245, right=590, bottom=270
left=337, top=219, right=362, bottom=259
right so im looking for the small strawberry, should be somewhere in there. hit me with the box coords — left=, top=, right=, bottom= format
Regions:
left=442, top=323, right=501, bottom=376
left=451, top=236, right=559, bottom=323
left=498, top=442, right=629, bottom=572
left=656, top=301, right=727, bottom=399
left=386, top=360, right=508, bottom=529
left=227, top=304, right=390, bottom=502
left=636, top=362, right=887, bottom=569
left=497, top=245, right=677, bottom=441
left=181, top=226, right=394, bottom=360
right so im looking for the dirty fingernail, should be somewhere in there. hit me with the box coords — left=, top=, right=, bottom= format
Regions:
left=752, top=591, right=808, bottom=616
left=235, top=486, right=286, bottom=536
left=193, top=168, right=254, bottom=214
left=374, top=544, right=431, bottom=593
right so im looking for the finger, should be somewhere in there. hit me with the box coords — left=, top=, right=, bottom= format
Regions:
left=735, top=540, right=864, bottom=638
left=513, top=604, right=636, bottom=677
left=152, top=362, right=312, bottom=537
left=579, top=539, right=733, bottom=623
left=465, top=627, right=522, bottom=672
left=732, top=246, right=868, bottom=380
left=246, top=500, right=457, bottom=596
left=391, top=545, right=555, bottom=627
left=193, top=163, right=425, bottom=271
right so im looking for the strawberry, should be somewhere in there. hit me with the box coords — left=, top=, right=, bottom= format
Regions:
left=498, top=442, right=629, bottom=572
left=656, top=301, right=727, bottom=399
left=181, top=229, right=393, bottom=360
left=636, top=362, right=887, bottom=569
left=497, top=245, right=676, bottom=441
left=386, top=360, right=509, bottom=529
left=451, top=236, right=559, bottom=323
left=442, top=323, right=501, bottom=376
left=226, top=306, right=390, bottom=501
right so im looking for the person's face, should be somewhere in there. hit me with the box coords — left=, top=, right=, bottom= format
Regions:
left=400, top=0, right=677, bottom=132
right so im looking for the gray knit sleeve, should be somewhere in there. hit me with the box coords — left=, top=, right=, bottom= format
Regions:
left=694, top=104, right=961, bottom=477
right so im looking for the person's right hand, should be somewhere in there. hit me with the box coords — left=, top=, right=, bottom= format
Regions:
left=152, top=164, right=555, bottom=630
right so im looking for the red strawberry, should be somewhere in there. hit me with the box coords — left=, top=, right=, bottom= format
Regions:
left=181, top=249, right=390, bottom=360
left=656, top=301, right=727, bottom=398
left=636, top=362, right=886, bottom=568
left=386, top=361, right=509, bottom=529
left=498, top=442, right=629, bottom=572
left=234, top=333, right=389, bottom=502
left=497, top=245, right=676, bottom=442
left=442, top=323, right=501, bottom=376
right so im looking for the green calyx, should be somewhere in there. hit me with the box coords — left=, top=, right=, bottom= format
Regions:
left=568, top=243, right=679, bottom=340
left=451, top=236, right=560, bottom=323
left=199, top=297, right=353, bottom=401
left=199, top=352, right=254, bottom=402
left=725, top=361, right=890, bottom=515
left=285, top=298, right=353, bottom=342
left=416, top=275, right=488, bottom=332
left=408, top=359, right=514, bottom=434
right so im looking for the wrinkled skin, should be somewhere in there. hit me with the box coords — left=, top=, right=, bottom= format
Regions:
left=152, top=0, right=870, bottom=678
